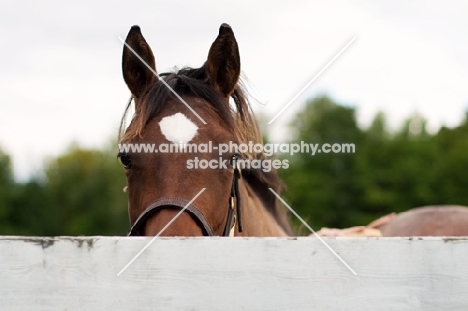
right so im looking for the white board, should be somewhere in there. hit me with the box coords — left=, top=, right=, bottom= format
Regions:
left=1, top=236, right=467, bottom=310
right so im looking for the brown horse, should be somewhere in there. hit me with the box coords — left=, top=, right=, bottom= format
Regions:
left=317, top=205, right=468, bottom=237
left=118, top=24, right=292, bottom=237
left=378, top=205, right=468, bottom=237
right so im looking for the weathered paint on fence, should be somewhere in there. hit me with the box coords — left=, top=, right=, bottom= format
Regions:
left=1, top=236, right=467, bottom=310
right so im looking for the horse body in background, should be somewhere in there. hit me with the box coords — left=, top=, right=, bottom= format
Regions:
left=119, top=24, right=291, bottom=237
left=318, top=205, right=468, bottom=237
left=378, top=205, right=468, bottom=237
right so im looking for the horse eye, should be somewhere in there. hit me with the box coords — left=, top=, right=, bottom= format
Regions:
left=117, top=152, right=132, bottom=169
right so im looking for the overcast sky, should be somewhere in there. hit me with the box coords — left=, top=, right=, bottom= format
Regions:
left=1, top=0, right=467, bottom=180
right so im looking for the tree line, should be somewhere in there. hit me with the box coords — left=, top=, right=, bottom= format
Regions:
left=1, top=95, right=468, bottom=235
left=279, top=96, right=468, bottom=231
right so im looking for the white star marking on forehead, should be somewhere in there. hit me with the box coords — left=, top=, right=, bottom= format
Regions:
left=159, top=112, right=198, bottom=145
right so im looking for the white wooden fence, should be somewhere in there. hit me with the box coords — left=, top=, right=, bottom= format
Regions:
left=1, top=236, right=467, bottom=310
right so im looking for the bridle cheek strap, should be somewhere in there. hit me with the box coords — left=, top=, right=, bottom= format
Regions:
left=223, top=154, right=242, bottom=236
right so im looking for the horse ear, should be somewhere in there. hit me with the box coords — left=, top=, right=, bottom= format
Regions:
left=122, top=26, right=157, bottom=98
left=206, top=24, right=241, bottom=97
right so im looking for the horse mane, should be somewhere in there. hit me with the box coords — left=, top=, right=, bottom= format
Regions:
left=242, top=170, right=293, bottom=235
left=119, top=65, right=292, bottom=235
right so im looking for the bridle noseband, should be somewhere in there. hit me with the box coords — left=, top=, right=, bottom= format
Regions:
left=128, top=155, right=242, bottom=237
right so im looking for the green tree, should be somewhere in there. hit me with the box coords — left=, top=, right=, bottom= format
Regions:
left=0, top=140, right=129, bottom=236
left=43, top=142, right=128, bottom=235
left=429, top=114, right=468, bottom=205
left=280, top=95, right=364, bottom=230
left=0, top=147, right=15, bottom=233
left=357, top=113, right=437, bottom=221
left=277, top=96, right=467, bottom=232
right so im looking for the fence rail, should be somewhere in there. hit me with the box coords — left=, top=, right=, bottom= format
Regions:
left=1, top=236, right=467, bottom=310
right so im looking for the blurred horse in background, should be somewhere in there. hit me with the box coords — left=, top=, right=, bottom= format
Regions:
left=317, top=205, right=468, bottom=237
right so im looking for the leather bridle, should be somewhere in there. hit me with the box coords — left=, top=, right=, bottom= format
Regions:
left=128, top=154, right=243, bottom=237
